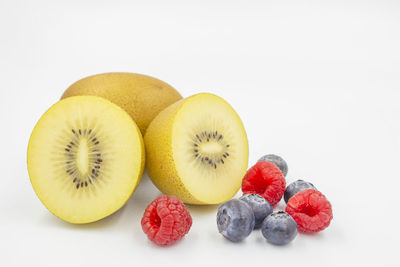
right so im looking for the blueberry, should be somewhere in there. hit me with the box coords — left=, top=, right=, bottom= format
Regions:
left=217, top=199, right=255, bottom=242
left=239, top=194, right=273, bottom=229
left=284, top=179, right=316, bottom=203
left=261, top=211, right=297, bottom=245
left=258, top=154, right=288, bottom=177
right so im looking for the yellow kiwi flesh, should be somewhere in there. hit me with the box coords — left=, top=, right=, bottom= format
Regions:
left=61, top=72, right=182, bottom=135
left=27, top=96, right=145, bottom=223
left=145, top=93, right=249, bottom=205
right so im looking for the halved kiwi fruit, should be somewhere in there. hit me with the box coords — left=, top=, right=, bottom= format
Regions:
left=145, top=93, right=249, bottom=205
left=27, top=96, right=145, bottom=223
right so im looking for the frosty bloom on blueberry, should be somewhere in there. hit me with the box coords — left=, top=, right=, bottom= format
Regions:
left=217, top=199, right=255, bottom=242
left=262, top=211, right=298, bottom=245
left=258, top=154, right=288, bottom=177
left=239, top=194, right=273, bottom=229
left=284, top=179, right=316, bottom=203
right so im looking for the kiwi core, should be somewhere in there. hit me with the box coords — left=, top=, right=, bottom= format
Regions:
left=199, top=142, right=223, bottom=155
left=65, top=129, right=103, bottom=189
left=193, top=131, right=230, bottom=169
left=76, top=138, right=89, bottom=176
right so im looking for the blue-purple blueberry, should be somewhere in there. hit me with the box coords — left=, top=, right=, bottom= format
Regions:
left=217, top=199, right=255, bottom=242
left=239, top=194, right=273, bottom=229
left=261, top=211, right=297, bottom=245
left=284, top=179, right=316, bottom=203
left=258, top=154, right=288, bottom=177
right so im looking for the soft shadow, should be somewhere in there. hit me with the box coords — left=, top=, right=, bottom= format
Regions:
left=117, top=172, right=162, bottom=234
left=187, top=204, right=218, bottom=216
left=299, top=231, right=327, bottom=241
left=40, top=172, right=158, bottom=231
left=255, top=235, right=266, bottom=244
left=220, top=236, right=249, bottom=246
left=41, top=204, right=126, bottom=230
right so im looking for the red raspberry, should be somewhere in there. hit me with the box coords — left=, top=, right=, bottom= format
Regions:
left=141, top=195, right=192, bottom=246
left=285, top=189, right=333, bottom=233
left=241, top=161, right=285, bottom=206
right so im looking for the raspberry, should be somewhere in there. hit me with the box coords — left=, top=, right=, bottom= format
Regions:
left=285, top=189, right=333, bottom=233
left=141, top=195, right=192, bottom=246
left=241, top=161, right=285, bottom=206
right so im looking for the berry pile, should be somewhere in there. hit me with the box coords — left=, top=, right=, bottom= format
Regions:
left=141, top=154, right=333, bottom=247
left=242, top=161, right=285, bottom=206
left=217, top=154, right=333, bottom=245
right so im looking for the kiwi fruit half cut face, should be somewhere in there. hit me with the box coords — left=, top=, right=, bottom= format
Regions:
left=145, top=93, right=249, bottom=205
left=27, top=96, right=145, bottom=223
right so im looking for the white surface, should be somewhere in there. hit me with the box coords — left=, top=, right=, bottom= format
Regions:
left=1, top=0, right=399, bottom=266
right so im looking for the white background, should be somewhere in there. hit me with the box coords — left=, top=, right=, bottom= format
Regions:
left=1, top=0, right=399, bottom=266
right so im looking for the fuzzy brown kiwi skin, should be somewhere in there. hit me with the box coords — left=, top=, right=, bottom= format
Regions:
left=61, top=72, right=182, bottom=135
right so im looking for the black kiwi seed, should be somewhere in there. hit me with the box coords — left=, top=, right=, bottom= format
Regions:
left=192, top=130, right=231, bottom=169
left=65, top=129, right=105, bottom=189
left=196, top=135, right=202, bottom=142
